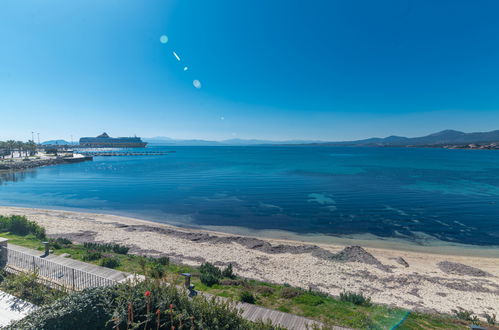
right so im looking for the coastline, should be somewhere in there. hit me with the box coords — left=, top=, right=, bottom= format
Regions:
left=3, top=203, right=498, bottom=258
left=0, top=206, right=498, bottom=316
left=0, top=155, right=91, bottom=171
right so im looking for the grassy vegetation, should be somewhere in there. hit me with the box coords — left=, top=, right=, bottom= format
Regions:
left=398, top=312, right=472, bottom=329
left=0, top=270, right=67, bottom=306
left=0, top=227, right=494, bottom=329
left=6, top=278, right=283, bottom=330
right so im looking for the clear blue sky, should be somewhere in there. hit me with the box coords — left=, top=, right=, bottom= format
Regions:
left=1, top=0, right=499, bottom=141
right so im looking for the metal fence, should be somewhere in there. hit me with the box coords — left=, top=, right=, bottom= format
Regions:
left=5, top=248, right=117, bottom=291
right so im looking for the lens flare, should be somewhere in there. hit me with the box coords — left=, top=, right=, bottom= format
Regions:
left=159, top=35, right=168, bottom=44
left=193, top=80, right=202, bottom=89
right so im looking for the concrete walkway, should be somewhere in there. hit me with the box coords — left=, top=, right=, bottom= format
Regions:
left=0, top=291, right=36, bottom=327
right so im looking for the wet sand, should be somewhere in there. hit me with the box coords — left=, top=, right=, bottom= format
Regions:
left=0, top=206, right=498, bottom=316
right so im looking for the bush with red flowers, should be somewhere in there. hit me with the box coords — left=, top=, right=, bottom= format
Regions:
left=6, top=278, right=283, bottom=330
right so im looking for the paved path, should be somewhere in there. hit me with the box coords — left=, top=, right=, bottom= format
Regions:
left=0, top=291, right=36, bottom=327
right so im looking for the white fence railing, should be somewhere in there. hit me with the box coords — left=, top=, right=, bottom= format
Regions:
left=4, top=247, right=116, bottom=291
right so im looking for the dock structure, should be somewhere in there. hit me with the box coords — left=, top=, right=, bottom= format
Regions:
left=77, top=151, right=173, bottom=157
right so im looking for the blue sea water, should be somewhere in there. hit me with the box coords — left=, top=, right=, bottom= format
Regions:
left=1, top=146, right=499, bottom=247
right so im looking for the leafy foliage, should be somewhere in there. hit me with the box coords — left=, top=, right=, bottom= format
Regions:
left=5, top=286, right=113, bottom=330
left=240, top=291, right=256, bottom=304
left=451, top=308, right=480, bottom=324
left=199, top=262, right=237, bottom=287
left=199, top=262, right=222, bottom=286
left=0, top=215, right=46, bottom=239
left=0, top=270, right=66, bottom=305
left=155, top=256, right=170, bottom=266
left=484, top=312, right=496, bottom=325
left=200, top=272, right=220, bottom=287
left=83, top=242, right=129, bottom=254
left=48, top=237, right=72, bottom=249
left=6, top=279, right=282, bottom=330
left=82, top=250, right=102, bottom=261
left=339, top=291, right=372, bottom=307
left=222, top=263, right=236, bottom=279
left=148, top=263, right=166, bottom=279
left=100, top=257, right=121, bottom=269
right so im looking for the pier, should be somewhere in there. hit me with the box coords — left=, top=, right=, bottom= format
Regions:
left=77, top=151, right=173, bottom=157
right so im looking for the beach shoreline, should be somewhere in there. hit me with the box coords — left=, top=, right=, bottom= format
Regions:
left=1, top=204, right=498, bottom=259
left=0, top=206, right=498, bottom=316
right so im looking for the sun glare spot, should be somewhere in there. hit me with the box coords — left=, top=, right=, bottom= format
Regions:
left=159, top=35, right=168, bottom=44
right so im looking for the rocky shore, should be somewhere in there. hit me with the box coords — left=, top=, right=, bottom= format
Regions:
left=0, top=156, right=91, bottom=171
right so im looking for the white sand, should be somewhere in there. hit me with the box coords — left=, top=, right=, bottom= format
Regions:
left=0, top=206, right=498, bottom=316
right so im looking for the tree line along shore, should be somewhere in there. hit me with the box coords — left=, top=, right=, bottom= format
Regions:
left=0, top=140, right=91, bottom=171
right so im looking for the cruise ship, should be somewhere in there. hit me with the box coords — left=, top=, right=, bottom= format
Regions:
left=79, top=133, right=147, bottom=148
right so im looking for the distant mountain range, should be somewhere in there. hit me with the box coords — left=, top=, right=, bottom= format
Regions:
left=43, top=130, right=499, bottom=147
left=305, top=129, right=499, bottom=147
left=41, top=140, right=77, bottom=145
left=144, top=137, right=324, bottom=146
left=145, top=130, right=499, bottom=147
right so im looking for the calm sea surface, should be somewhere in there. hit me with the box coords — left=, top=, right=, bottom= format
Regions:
left=1, top=146, right=499, bottom=247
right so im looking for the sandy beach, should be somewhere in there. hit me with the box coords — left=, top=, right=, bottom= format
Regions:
left=0, top=206, right=498, bottom=316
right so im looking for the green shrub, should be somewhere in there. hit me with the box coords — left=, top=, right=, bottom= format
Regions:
left=199, top=262, right=222, bottom=277
left=48, top=238, right=72, bottom=250
left=199, top=262, right=222, bottom=286
left=54, top=237, right=72, bottom=245
left=280, top=287, right=301, bottom=299
left=0, top=215, right=46, bottom=239
left=485, top=312, right=496, bottom=325
left=83, top=242, right=129, bottom=254
left=5, top=286, right=113, bottom=329
left=148, top=263, right=165, bottom=279
left=156, top=256, right=170, bottom=266
left=0, top=270, right=66, bottom=305
left=200, top=272, right=220, bottom=286
left=451, top=308, right=475, bottom=322
left=240, top=291, right=256, bottom=304
left=48, top=240, right=61, bottom=250
left=339, top=291, right=372, bottom=306
left=222, top=263, right=236, bottom=279
left=82, top=250, right=102, bottom=261
left=100, top=257, right=120, bottom=269
left=6, top=280, right=281, bottom=330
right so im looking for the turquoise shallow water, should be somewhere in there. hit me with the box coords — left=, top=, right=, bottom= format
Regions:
left=1, top=146, right=499, bottom=247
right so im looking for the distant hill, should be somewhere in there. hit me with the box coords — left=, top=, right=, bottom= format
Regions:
left=41, top=140, right=75, bottom=145
left=308, top=129, right=499, bottom=147
left=43, top=130, right=499, bottom=148
left=144, top=137, right=323, bottom=146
